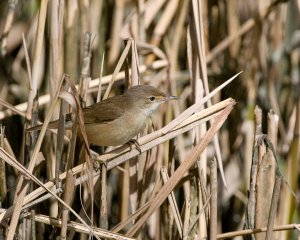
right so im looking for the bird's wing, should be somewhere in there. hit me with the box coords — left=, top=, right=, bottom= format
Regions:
left=82, top=100, right=125, bottom=124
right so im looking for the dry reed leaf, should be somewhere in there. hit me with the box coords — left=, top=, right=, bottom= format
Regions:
left=66, top=79, right=96, bottom=228
left=206, top=0, right=283, bottom=64
left=0, top=94, right=50, bottom=120
left=96, top=52, right=105, bottom=102
left=161, top=72, right=242, bottom=135
left=77, top=31, right=95, bottom=229
left=278, top=98, right=300, bottom=239
left=55, top=87, right=69, bottom=188
left=161, top=167, right=183, bottom=238
left=108, top=0, right=126, bottom=64
left=104, top=38, right=131, bottom=99
left=61, top=169, right=75, bottom=238
left=137, top=42, right=167, bottom=60
left=0, top=127, right=7, bottom=201
left=169, top=0, right=189, bottom=65
left=111, top=200, right=153, bottom=233
left=217, top=223, right=300, bottom=239
left=182, top=190, right=191, bottom=239
left=120, top=0, right=167, bottom=39
left=227, top=0, right=241, bottom=58
left=245, top=106, right=262, bottom=232
left=6, top=0, right=48, bottom=236
left=188, top=10, right=210, bottom=233
left=99, top=163, right=108, bottom=229
left=144, top=0, right=167, bottom=28
left=0, top=59, right=169, bottom=120
left=191, top=0, right=228, bottom=191
left=22, top=33, right=32, bottom=86
left=0, top=147, right=99, bottom=239
left=186, top=192, right=211, bottom=236
left=131, top=39, right=139, bottom=85
left=145, top=0, right=179, bottom=64
left=25, top=213, right=135, bottom=240
left=154, top=0, right=179, bottom=38
left=265, top=170, right=282, bottom=240
left=0, top=0, right=16, bottom=55
left=127, top=39, right=139, bottom=215
left=26, top=0, right=48, bottom=119
left=79, top=32, right=92, bottom=105
left=127, top=103, right=235, bottom=236
left=0, top=98, right=27, bottom=119
left=209, top=158, right=217, bottom=240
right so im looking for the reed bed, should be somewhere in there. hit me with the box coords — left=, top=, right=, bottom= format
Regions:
left=0, top=0, right=299, bottom=239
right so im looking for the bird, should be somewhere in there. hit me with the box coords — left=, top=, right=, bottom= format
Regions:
left=29, top=85, right=177, bottom=148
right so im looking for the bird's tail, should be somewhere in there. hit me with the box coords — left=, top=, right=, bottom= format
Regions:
left=26, top=120, right=59, bottom=132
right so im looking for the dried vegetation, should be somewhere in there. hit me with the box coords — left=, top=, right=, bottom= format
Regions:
left=0, top=0, right=299, bottom=239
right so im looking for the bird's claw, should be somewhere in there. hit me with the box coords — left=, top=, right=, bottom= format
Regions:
left=127, top=139, right=142, bottom=153
left=93, top=160, right=107, bottom=171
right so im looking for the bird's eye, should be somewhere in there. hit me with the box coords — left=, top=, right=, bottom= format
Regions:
left=149, top=96, right=156, bottom=101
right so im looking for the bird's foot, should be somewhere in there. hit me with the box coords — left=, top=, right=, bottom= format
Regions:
left=127, top=139, right=142, bottom=153
left=93, top=159, right=107, bottom=171
left=93, top=161, right=100, bottom=171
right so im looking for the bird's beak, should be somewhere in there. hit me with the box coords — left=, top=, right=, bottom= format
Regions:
left=168, top=95, right=178, bottom=100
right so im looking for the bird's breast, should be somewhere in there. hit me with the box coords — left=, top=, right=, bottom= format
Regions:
left=84, top=112, right=148, bottom=146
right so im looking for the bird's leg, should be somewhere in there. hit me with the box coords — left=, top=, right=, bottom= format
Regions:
left=127, top=139, right=142, bottom=153
left=89, top=146, right=107, bottom=170
left=93, top=161, right=100, bottom=171
left=93, top=159, right=108, bottom=172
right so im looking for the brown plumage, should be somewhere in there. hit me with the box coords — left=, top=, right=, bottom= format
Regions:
left=29, top=85, right=177, bottom=146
